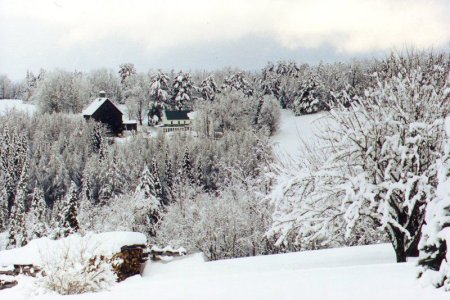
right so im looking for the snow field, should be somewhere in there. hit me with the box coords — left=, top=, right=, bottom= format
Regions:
left=0, top=99, right=36, bottom=116
left=271, top=109, right=330, bottom=163
left=1, top=243, right=444, bottom=300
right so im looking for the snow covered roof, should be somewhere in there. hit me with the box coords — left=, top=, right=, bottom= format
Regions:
left=164, top=110, right=191, bottom=120
left=82, top=98, right=124, bottom=116
left=123, top=120, right=138, bottom=124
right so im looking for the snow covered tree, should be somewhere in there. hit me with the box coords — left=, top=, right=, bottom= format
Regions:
left=269, top=61, right=449, bottom=262
left=19, top=70, right=38, bottom=101
left=162, top=151, right=173, bottom=204
left=182, top=147, right=194, bottom=184
left=0, top=187, right=8, bottom=231
left=88, top=68, right=122, bottom=103
left=118, top=63, right=136, bottom=86
left=0, top=127, right=29, bottom=215
left=418, top=106, right=450, bottom=288
left=0, top=74, right=12, bottom=99
left=123, top=73, right=148, bottom=125
left=135, top=165, right=162, bottom=236
left=50, top=198, right=65, bottom=239
left=151, top=159, right=163, bottom=202
left=61, top=181, right=80, bottom=237
left=8, top=158, right=29, bottom=248
left=35, top=70, right=89, bottom=113
left=90, top=123, right=106, bottom=159
left=293, top=74, right=325, bottom=115
left=26, top=186, right=49, bottom=239
left=221, top=72, right=254, bottom=97
left=150, top=71, right=170, bottom=104
left=200, top=75, right=218, bottom=101
left=172, top=71, right=193, bottom=110
left=98, top=155, right=126, bottom=205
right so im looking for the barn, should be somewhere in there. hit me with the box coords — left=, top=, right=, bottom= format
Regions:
left=82, top=91, right=125, bottom=135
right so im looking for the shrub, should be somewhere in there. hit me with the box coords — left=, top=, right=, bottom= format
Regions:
left=36, top=234, right=116, bottom=295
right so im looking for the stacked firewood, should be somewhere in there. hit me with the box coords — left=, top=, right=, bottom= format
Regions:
left=0, top=264, right=43, bottom=290
left=111, top=244, right=147, bottom=282
left=149, top=246, right=187, bottom=261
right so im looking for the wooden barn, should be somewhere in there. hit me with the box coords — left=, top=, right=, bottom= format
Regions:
left=82, top=91, right=125, bottom=135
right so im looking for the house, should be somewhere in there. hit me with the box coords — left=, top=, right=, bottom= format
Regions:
left=162, top=110, right=192, bottom=133
left=82, top=91, right=137, bottom=135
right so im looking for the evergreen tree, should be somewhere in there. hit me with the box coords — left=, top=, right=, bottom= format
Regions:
left=172, top=72, right=193, bottom=110
left=163, top=151, right=173, bottom=204
left=222, top=72, right=254, bottom=97
left=0, top=127, right=28, bottom=215
left=135, top=165, right=161, bottom=236
left=90, top=123, right=105, bottom=159
left=27, top=187, right=48, bottom=239
left=50, top=198, right=64, bottom=239
left=136, top=165, right=154, bottom=200
left=196, top=163, right=204, bottom=187
left=118, top=63, right=136, bottom=86
left=182, top=147, right=194, bottom=184
left=0, top=187, right=8, bottom=231
left=61, top=181, right=80, bottom=237
left=151, top=158, right=163, bottom=202
left=293, top=74, right=324, bottom=115
left=8, top=159, right=29, bottom=248
left=98, top=157, right=124, bottom=204
left=150, top=71, right=170, bottom=104
left=200, top=76, right=218, bottom=101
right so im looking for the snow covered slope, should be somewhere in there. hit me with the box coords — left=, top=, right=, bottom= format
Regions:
left=272, top=109, right=330, bottom=163
left=0, top=99, right=36, bottom=116
left=1, top=243, right=445, bottom=299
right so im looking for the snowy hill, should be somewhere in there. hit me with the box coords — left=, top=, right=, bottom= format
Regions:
left=1, top=243, right=444, bottom=299
left=0, top=99, right=36, bottom=116
left=272, top=109, right=330, bottom=163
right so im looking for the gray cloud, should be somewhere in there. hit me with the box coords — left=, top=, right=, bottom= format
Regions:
left=0, top=0, right=449, bottom=80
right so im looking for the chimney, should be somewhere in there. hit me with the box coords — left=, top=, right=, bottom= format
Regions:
left=99, top=91, right=106, bottom=98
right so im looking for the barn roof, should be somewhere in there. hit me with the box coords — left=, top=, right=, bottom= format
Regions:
left=164, top=110, right=191, bottom=120
left=82, top=98, right=124, bottom=116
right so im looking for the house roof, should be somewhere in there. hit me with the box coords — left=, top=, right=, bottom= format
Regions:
left=82, top=98, right=124, bottom=116
left=164, top=110, right=191, bottom=120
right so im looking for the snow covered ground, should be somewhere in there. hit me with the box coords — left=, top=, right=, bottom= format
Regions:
left=1, top=243, right=444, bottom=299
left=271, top=109, right=331, bottom=163
left=0, top=99, right=36, bottom=116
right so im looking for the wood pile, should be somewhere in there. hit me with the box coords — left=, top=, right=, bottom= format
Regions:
left=0, top=264, right=42, bottom=290
left=111, top=244, right=147, bottom=282
left=149, top=246, right=187, bottom=261
left=0, top=275, right=17, bottom=290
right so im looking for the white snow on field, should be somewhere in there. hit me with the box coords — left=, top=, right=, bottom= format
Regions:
left=1, top=243, right=445, bottom=299
left=272, top=109, right=330, bottom=163
left=0, top=99, right=36, bottom=116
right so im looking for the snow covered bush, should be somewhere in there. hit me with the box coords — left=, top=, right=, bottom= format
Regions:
left=36, top=234, right=116, bottom=295
left=157, top=178, right=276, bottom=260
left=269, top=55, right=449, bottom=262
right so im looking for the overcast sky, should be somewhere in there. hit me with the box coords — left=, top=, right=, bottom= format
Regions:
left=1, top=0, right=449, bottom=80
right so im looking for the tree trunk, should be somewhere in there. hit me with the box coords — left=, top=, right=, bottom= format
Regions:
left=392, top=228, right=407, bottom=263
